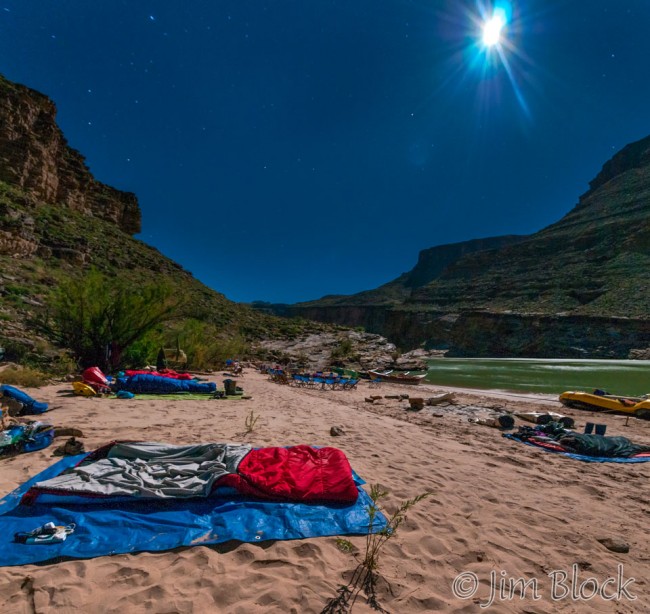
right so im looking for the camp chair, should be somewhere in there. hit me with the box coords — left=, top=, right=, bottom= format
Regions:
left=343, top=379, right=359, bottom=390
left=368, top=377, right=382, bottom=389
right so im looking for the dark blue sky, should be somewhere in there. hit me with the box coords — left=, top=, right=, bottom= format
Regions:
left=1, top=1, right=649, bottom=302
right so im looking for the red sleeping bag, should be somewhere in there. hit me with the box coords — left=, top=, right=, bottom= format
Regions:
left=124, top=370, right=194, bottom=380
left=220, top=445, right=358, bottom=503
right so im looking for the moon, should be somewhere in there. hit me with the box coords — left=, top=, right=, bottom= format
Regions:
left=482, top=14, right=505, bottom=47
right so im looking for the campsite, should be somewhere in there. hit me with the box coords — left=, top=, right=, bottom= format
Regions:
left=1, top=1, right=650, bottom=611
left=1, top=367, right=648, bottom=612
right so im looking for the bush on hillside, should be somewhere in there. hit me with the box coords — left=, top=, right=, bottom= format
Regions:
left=163, top=320, right=249, bottom=371
left=43, top=269, right=184, bottom=371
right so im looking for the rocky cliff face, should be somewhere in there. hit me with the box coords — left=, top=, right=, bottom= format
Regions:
left=0, top=74, right=140, bottom=235
left=284, top=135, right=650, bottom=357
left=0, top=74, right=330, bottom=361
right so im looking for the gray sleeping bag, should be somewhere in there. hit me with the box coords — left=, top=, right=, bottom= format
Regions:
left=34, top=442, right=252, bottom=499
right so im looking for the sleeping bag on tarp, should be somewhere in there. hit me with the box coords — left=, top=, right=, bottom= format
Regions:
left=0, top=444, right=385, bottom=567
left=114, top=374, right=216, bottom=394
left=22, top=441, right=358, bottom=505
left=558, top=434, right=650, bottom=458
left=0, top=385, right=49, bottom=414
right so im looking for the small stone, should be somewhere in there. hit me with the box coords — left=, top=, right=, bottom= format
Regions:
left=597, top=538, right=629, bottom=553
left=330, top=426, right=345, bottom=437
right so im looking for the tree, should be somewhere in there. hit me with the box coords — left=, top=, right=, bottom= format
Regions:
left=46, top=269, right=183, bottom=370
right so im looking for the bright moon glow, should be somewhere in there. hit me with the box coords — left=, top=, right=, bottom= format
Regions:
left=482, top=15, right=505, bottom=47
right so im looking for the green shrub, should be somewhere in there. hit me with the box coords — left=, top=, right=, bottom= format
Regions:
left=323, top=486, right=431, bottom=613
left=43, top=269, right=184, bottom=370
left=0, top=338, right=30, bottom=363
left=330, top=338, right=354, bottom=362
left=162, top=319, right=249, bottom=371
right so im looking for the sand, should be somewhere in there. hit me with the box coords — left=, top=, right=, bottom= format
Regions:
left=0, top=369, right=648, bottom=613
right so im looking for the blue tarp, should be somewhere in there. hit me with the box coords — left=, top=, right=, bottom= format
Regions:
left=504, top=434, right=650, bottom=463
left=0, top=454, right=387, bottom=567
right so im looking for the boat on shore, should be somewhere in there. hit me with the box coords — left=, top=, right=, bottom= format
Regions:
left=369, top=370, right=427, bottom=385
left=559, top=390, right=650, bottom=419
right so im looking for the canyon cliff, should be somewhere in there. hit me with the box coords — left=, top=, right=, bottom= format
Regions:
left=0, top=73, right=324, bottom=359
left=0, top=75, right=140, bottom=237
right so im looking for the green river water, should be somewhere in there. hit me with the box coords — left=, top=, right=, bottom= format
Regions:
left=425, top=358, right=650, bottom=397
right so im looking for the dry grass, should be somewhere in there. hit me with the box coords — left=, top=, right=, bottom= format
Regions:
left=0, top=366, right=50, bottom=388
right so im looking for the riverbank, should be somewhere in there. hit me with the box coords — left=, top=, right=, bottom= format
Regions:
left=1, top=370, right=648, bottom=612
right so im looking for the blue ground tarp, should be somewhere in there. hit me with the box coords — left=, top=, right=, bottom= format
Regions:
left=0, top=454, right=387, bottom=567
left=504, top=434, right=650, bottom=463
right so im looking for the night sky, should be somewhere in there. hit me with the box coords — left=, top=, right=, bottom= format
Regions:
left=1, top=1, right=649, bottom=303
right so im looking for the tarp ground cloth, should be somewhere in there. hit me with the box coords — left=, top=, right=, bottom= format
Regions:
left=0, top=442, right=387, bottom=567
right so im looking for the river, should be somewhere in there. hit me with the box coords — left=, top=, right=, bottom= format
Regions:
left=425, top=358, right=650, bottom=397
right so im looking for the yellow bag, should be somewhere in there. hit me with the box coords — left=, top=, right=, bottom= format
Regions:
left=72, top=381, right=97, bottom=397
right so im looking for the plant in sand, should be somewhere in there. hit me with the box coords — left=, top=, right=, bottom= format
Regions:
left=323, top=485, right=431, bottom=613
left=244, top=410, right=260, bottom=433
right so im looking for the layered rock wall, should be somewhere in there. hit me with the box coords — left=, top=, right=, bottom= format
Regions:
left=0, top=74, right=140, bottom=234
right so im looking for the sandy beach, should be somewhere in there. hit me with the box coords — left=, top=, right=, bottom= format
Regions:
left=0, top=369, right=648, bottom=613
